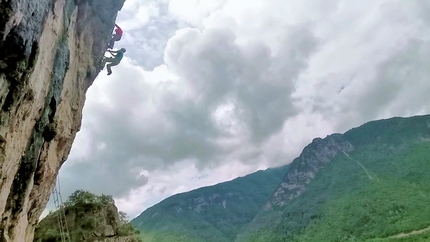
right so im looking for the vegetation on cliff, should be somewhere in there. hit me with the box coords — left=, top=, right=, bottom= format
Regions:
left=34, top=190, right=141, bottom=242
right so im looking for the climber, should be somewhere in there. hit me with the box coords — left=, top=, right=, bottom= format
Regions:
left=107, top=24, right=123, bottom=49
left=100, top=48, right=126, bottom=75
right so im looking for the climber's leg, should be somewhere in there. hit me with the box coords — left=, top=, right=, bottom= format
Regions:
left=106, top=59, right=120, bottom=75
left=107, top=34, right=121, bottom=49
left=100, top=57, right=115, bottom=69
left=107, top=38, right=115, bottom=49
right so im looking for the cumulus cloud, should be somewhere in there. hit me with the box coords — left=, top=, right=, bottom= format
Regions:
left=57, top=12, right=318, bottom=196
left=114, top=159, right=262, bottom=217
left=293, top=0, right=430, bottom=131
left=42, top=0, right=430, bottom=219
left=116, top=0, right=179, bottom=70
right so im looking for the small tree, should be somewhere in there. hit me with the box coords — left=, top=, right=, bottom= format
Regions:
left=119, top=211, right=128, bottom=226
left=100, top=194, right=115, bottom=205
left=66, top=190, right=95, bottom=205
left=64, top=190, right=110, bottom=209
left=117, top=211, right=141, bottom=237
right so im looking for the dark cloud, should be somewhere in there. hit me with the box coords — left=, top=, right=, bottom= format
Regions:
left=164, top=24, right=319, bottom=143
left=236, top=25, right=319, bottom=141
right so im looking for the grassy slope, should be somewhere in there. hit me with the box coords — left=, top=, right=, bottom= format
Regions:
left=238, top=115, right=430, bottom=242
left=296, top=142, right=430, bottom=242
left=131, top=166, right=288, bottom=242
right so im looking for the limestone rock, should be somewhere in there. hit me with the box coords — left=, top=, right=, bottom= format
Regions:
left=265, top=134, right=354, bottom=209
left=0, top=0, right=125, bottom=241
left=34, top=202, right=140, bottom=242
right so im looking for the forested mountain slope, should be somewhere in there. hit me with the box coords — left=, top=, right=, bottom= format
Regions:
left=238, top=115, right=430, bottom=242
left=131, top=166, right=288, bottom=242
left=132, top=114, right=430, bottom=242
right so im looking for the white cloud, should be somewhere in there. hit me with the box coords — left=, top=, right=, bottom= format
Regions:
left=42, top=0, right=430, bottom=220
left=114, top=159, right=263, bottom=218
left=168, top=0, right=228, bottom=27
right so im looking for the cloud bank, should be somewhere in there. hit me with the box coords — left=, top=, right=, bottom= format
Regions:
left=42, top=0, right=430, bottom=219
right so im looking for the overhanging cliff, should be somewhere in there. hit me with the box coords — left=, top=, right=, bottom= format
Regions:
left=0, top=0, right=125, bottom=241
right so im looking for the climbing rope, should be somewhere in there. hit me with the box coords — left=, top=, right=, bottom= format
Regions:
left=52, top=174, right=71, bottom=242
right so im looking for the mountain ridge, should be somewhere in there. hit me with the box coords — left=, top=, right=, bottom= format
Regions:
left=238, top=114, right=430, bottom=241
left=132, top=114, right=430, bottom=242
left=131, top=165, right=288, bottom=242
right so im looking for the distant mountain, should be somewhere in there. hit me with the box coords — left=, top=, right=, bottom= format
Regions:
left=237, top=115, right=430, bottom=242
left=132, top=114, right=430, bottom=242
left=130, top=165, right=288, bottom=242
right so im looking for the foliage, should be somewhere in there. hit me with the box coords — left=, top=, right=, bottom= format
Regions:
left=131, top=115, right=430, bottom=242
left=63, top=189, right=115, bottom=208
left=295, top=134, right=430, bottom=241
left=119, top=210, right=129, bottom=225
left=34, top=190, right=141, bottom=242
left=118, top=223, right=141, bottom=236
left=117, top=210, right=141, bottom=237
left=130, top=165, right=289, bottom=242
left=239, top=115, right=430, bottom=242
left=138, top=230, right=204, bottom=242
left=35, top=115, right=430, bottom=242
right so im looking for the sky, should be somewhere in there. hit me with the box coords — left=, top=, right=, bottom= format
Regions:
left=42, top=0, right=430, bottom=220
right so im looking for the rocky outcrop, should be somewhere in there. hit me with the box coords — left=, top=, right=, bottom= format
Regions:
left=34, top=202, right=140, bottom=242
left=66, top=203, right=121, bottom=239
left=265, top=134, right=354, bottom=209
left=0, top=0, right=125, bottom=241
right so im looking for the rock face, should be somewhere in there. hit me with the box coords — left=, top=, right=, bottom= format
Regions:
left=266, top=134, right=354, bottom=209
left=0, top=0, right=125, bottom=241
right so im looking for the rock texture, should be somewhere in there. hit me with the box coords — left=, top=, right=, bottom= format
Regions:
left=0, top=0, right=125, bottom=241
left=34, top=203, right=139, bottom=242
left=34, top=202, right=140, bottom=242
left=266, top=134, right=354, bottom=209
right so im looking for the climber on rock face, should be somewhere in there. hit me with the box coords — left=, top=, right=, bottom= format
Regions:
left=100, top=48, right=126, bottom=75
left=107, top=24, right=123, bottom=49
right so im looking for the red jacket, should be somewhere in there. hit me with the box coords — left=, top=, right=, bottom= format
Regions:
left=115, top=24, right=123, bottom=36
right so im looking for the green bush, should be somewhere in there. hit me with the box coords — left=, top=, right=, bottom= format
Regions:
left=64, top=190, right=111, bottom=207
left=35, top=190, right=141, bottom=242
left=81, top=216, right=97, bottom=230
